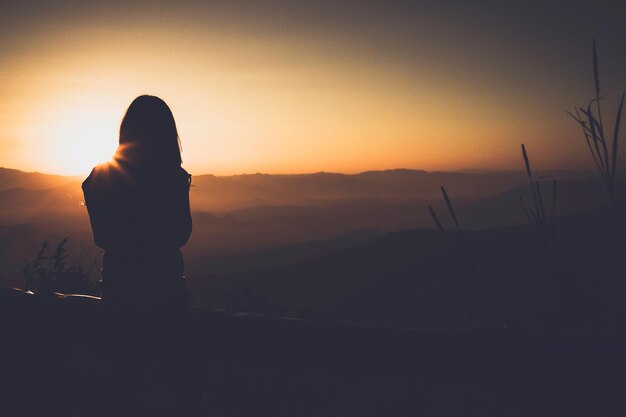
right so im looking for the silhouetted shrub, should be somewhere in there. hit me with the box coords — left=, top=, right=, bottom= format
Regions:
left=23, top=238, right=97, bottom=295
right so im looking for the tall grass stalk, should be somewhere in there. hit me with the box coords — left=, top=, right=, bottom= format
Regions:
left=440, top=186, right=479, bottom=280
left=427, top=205, right=465, bottom=299
left=429, top=187, right=487, bottom=324
left=567, top=40, right=625, bottom=219
left=519, top=144, right=557, bottom=246
left=519, top=144, right=560, bottom=325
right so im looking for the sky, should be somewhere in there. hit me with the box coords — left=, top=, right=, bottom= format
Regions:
left=0, top=0, right=625, bottom=176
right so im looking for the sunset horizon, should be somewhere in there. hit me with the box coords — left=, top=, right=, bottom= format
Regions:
left=0, top=163, right=599, bottom=179
left=2, top=2, right=625, bottom=176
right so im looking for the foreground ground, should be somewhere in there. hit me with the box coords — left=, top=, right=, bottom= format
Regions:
left=2, top=288, right=625, bottom=417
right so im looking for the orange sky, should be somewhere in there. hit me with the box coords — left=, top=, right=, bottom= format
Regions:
left=0, top=1, right=624, bottom=176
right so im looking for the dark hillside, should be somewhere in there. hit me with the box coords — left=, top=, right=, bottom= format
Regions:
left=192, top=207, right=625, bottom=332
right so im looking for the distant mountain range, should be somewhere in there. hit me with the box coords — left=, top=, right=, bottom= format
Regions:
left=192, top=208, right=625, bottom=330
left=1, top=166, right=596, bottom=210
left=0, top=166, right=616, bottom=293
left=190, top=168, right=596, bottom=211
left=0, top=167, right=81, bottom=191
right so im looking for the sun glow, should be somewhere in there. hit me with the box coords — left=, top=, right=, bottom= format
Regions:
left=36, top=100, right=121, bottom=176
left=0, top=7, right=599, bottom=177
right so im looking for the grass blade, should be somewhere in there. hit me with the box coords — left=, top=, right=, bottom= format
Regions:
left=522, top=144, right=541, bottom=224
left=428, top=206, right=446, bottom=238
left=567, top=110, right=607, bottom=175
left=439, top=186, right=482, bottom=299
left=582, top=105, right=609, bottom=176
left=536, top=180, right=546, bottom=224
left=522, top=144, right=532, bottom=181
left=551, top=180, right=557, bottom=218
left=593, top=38, right=600, bottom=99
left=611, top=93, right=625, bottom=185
left=441, top=186, right=460, bottom=232
left=592, top=40, right=606, bottom=148
left=520, top=195, right=536, bottom=224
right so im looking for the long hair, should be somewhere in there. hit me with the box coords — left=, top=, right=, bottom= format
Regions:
left=117, top=95, right=182, bottom=166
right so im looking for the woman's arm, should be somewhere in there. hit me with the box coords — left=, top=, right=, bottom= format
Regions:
left=82, top=168, right=111, bottom=249
left=173, top=173, right=192, bottom=247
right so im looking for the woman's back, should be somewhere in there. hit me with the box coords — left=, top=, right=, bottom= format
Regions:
left=83, top=160, right=191, bottom=308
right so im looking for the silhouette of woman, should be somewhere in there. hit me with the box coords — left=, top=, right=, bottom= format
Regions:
left=82, top=95, right=200, bottom=414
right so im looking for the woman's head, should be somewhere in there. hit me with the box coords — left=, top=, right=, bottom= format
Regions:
left=117, top=95, right=182, bottom=166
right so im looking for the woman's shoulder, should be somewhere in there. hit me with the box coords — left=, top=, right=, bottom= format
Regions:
left=83, top=162, right=190, bottom=191
left=81, top=161, right=126, bottom=192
